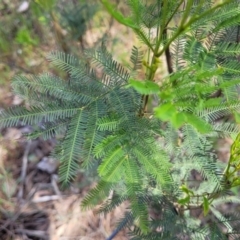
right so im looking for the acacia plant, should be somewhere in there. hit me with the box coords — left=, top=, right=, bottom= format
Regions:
left=2, top=0, right=240, bottom=239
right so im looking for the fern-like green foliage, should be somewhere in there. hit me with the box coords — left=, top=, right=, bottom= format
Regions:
left=59, top=1, right=98, bottom=40
left=2, top=0, right=240, bottom=239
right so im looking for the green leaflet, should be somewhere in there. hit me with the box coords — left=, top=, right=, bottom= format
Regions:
left=178, top=195, right=190, bottom=205
left=184, top=113, right=212, bottom=134
left=154, top=104, right=212, bottom=133
left=128, top=78, right=159, bottom=95
left=98, top=146, right=125, bottom=181
left=97, top=115, right=121, bottom=131
left=0, top=105, right=78, bottom=128
left=154, top=103, right=176, bottom=122
left=35, top=0, right=56, bottom=11
left=59, top=109, right=88, bottom=184
left=81, top=180, right=113, bottom=209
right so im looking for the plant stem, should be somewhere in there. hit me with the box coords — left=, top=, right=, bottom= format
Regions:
left=156, top=0, right=231, bottom=57
left=163, top=28, right=173, bottom=75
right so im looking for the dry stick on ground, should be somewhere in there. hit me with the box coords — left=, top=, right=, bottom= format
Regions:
left=0, top=204, right=49, bottom=238
left=0, top=222, right=16, bottom=238
left=32, top=195, right=60, bottom=203
left=15, top=229, right=48, bottom=239
left=18, top=141, right=31, bottom=200
left=0, top=204, right=28, bottom=233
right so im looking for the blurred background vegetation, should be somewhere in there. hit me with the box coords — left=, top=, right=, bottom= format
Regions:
left=0, top=0, right=131, bottom=91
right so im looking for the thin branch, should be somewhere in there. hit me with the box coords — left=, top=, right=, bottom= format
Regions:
left=163, top=28, right=173, bottom=75
left=32, top=195, right=60, bottom=203
left=15, top=229, right=48, bottom=239
left=18, top=141, right=31, bottom=200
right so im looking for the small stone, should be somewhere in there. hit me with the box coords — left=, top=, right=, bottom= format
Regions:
left=12, top=95, right=23, bottom=105
left=17, top=1, right=29, bottom=13
left=37, top=157, right=58, bottom=174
